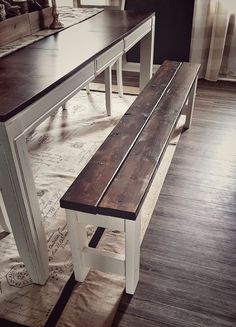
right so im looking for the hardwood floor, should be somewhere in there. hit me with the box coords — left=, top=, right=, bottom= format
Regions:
left=112, top=76, right=236, bottom=326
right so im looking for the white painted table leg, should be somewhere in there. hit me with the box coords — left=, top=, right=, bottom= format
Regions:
left=66, top=209, right=90, bottom=282
left=116, top=56, right=123, bottom=97
left=62, top=102, right=68, bottom=110
left=139, top=16, right=155, bottom=91
left=125, top=213, right=141, bottom=294
left=185, top=77, right=198, bottom=129
left=73, top=0, right=80, bottom=7
left=104, top=65, right=112, bottom=116
left=0, top=126, right=49, bottom=285
left=0, top=190, right=11, bottom=233
left=86, top=84, right=90, bottom=94
left=62, top=83, right=90, bottom=110
left=120, top=0, right=125, bottom=10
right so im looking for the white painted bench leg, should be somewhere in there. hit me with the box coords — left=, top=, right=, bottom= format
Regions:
left=125, top=213, right=141, bottom=294
left=185, top=76, right=198, bottom=129
left=65, top=207, right=141, bottom=293
left=116, top=56, right=123, bottom=97
left=65, top=209, right=90, bottom=282
left=0, top=190, right=11, bottom=233
left=104, top=65, right=112, bottom=116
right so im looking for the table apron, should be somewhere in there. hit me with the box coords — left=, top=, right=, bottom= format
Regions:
left=124, top=19, right=152, bottom=52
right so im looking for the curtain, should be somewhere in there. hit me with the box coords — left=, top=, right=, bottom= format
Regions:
left=190, top=0, right=236, bottom=81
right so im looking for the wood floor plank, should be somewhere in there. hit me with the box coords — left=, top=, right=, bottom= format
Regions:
left=139, top=254, right=236, bottom=295
left=132, top=271, right=236, bottom=322
left=157, top=193, right=236, bottom=227
left=116, top=295, right=235, bottom=327
left=167, top=167, right=236, bottom=192
left=169, top=154, right=236, bottom=178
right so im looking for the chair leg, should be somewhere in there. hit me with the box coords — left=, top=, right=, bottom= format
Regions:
left=116, top=56, right=123, bottom=97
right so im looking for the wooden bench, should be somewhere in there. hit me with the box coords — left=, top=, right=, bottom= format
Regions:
left=60, top=60, right=200, bottom=294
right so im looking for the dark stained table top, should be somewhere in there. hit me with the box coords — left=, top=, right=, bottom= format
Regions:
left=0, top=10, right=154, bottom=122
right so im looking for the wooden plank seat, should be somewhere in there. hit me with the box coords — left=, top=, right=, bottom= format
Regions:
left=60, top=60, right=200, bottom=294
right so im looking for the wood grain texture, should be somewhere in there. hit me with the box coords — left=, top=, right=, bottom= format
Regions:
left=0, top=7, right=53, bottom=46
left=61, top=62, right=200, bottom=218
left=98, top=63, right=200, bottom=219
left=60, top=61, right=183, bottom=214
left=28, top=7, right=53, bottom=33
left=113, top=79, right=236, bottom=327
left=0, top=14, right=31, bottom=47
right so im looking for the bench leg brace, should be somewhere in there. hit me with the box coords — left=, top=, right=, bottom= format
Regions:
left=65, top=209, right=141, bottom=294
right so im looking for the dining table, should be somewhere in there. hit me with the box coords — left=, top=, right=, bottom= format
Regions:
left=0, top=9, right=155, bottom=284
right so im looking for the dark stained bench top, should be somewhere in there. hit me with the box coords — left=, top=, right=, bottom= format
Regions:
left=0, top=10, right=154, bottom=123
left=60, top=60, right=200, bottom=220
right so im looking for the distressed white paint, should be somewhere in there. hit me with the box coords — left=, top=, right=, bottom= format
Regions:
left=125, top=213, right=141, bottom=294
left=66, top=210, right=90, bottom=282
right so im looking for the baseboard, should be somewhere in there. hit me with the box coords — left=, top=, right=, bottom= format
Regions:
left=218, top=76, right=236, bottom=82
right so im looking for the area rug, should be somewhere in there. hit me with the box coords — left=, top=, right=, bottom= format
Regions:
left=0, top=89, right=185, bottom=327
